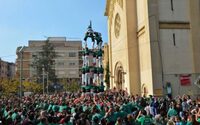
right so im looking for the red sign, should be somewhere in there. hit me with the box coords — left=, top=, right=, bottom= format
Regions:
left=180, top=74, right=191, bottom=86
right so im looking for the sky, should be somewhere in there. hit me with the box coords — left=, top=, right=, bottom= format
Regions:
left=0, top=0, right=108, bottom=63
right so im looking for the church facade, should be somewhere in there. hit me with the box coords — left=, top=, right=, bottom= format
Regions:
left=105, top=0, right=200, bottom=97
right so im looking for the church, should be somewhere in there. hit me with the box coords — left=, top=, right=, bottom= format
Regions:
left=104, top=0, right=200, bottom=97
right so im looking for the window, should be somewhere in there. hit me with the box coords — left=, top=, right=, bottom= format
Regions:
left=32, top=55, right=36, bottom=58
left=173, top=33, right=176, bottom=46
left=69, top=62, right=75, bottom=66
left=114, top=13, right=121, bottom=38
left=57, top=62, right=64, bottom=66
left=58, top=53, right=65, bottom=57
left=69, top=52, right=76, bottom=57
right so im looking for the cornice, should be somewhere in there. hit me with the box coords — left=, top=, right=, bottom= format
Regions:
left=104, top=0, right=111, bottom=16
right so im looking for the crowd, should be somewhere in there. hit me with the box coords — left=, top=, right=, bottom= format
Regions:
left=0, top=88, right=200, bottom=125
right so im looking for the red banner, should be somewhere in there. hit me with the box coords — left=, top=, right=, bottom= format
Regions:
left=180, top=74, right=191, bottom=86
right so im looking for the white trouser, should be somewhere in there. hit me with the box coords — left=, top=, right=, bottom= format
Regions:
left=85, top=73, right=89, bottom=85
left=92, top=42, right=95, bottom=49
left=84, top=41, right=87, bottom=48
left=98, top=56, right=102, bottom=67
left=96, top=58, right=99, bottom=67
left=82, top=74, right=85, bottom=85
left=96, top=74, right=99, bottom=85
left=93, top=57, right=96, bottom=66
left=82, top=56, right=85, bottom=66
left=93, top=73, right=97, bottom=84
left=99, top=73, right=104, bottom=86
left=97, top=42, right=102, bottom=49
left=85, top=55, right=89, bottom=66
left=87, top=73, right=91, bottom=85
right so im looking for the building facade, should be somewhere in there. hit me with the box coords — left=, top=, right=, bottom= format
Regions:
left=0, top=58, right=15, bottom=79
left=105, top=0, right=200, bottom=97
left=16, top=37, right=82, bottom=83
left=102, top=43, right=109, bottom=89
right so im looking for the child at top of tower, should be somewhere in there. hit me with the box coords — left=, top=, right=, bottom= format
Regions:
left=84, top=22, right=95, bottom=42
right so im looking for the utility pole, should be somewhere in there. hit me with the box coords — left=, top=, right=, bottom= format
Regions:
left=19, top=46, right=25, bottom=100
left=42, top=67, right=45, bottom=95
left=47, top=72, right=49, bottom=94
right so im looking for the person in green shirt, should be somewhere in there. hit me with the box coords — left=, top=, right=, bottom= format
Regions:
left=104, top=108, right=117, bottom=124
left=136, top=110, right=154, bottom=125
left=186, top=114, right=199, bottom=125
left=167, top=105, right=178, bottom=118
left=11, top=108, right=18, bottom=122
left=94, top=32, right=103, bottom=50
left=59, top=103, right=67, bottom=113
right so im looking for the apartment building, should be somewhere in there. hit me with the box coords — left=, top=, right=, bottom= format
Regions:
left=0, top=58, right=15, bottom=79
left=16, top=37, right=82, bottom=83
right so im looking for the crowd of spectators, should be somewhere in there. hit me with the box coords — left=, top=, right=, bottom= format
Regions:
left=0, top=88, right=200, bottom=125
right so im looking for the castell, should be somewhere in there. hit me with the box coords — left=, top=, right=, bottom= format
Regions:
left=81, top=21, right=104, bottom=93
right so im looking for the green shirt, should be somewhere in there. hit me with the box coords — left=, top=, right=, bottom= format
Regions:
left=186, top=121, right=193, bottom=125
left=48, top=104, right=53, bottom=112
left=65, top=122, right=73, bottom=125
left=37, top=122, right=46, bottom=125
left=137, top=116, right=153, bottom=125
left=59, top=105, right=67, bottom=112
left=197, top=118, right=200, bottom=123
left=167, top=108, right=177, bottom=118
left=52, top=105, right=59, bottom=112
left=49, top=123, right=58, bottom=125
left=180, top=121, right=187, bottom=125
left=92, top=113, right=103, bottom=121
left=11, top=112, right=18, bottom=121
left=3, top=110, right=8, bottom=118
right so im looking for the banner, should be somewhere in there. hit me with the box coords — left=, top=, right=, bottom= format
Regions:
left=180, top=74, right=191, bottom=86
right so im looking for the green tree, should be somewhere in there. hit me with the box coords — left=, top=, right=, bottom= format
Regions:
left=31, top=40, right=57, bottom=84
left=0, top=78, right=19, bottom=96
left=23, top=81, right=42, bottom=93
left=66, top=80, right=80, bottom=92
left=104, top=61, right=110, bottom=89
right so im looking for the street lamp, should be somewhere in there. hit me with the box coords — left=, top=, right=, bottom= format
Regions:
left=47, top=72, right=49, bottom=94
left=42, top=67, right=49, bottom=95
left=18, top=46, right=25, bottom=99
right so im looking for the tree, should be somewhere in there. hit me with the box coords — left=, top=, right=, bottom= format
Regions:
left=23, top=81, right=42, bottom=93
left=0, top=78, right=43, bottom=97
left=104, top=61, right=110, bottom=89
left=60, top=78, right=80, bottom=92
left=31, top=40, right=57, bottom=84
left=0, top=78, right=19, bottom=96
left=65, top=80, right=80, bottom=92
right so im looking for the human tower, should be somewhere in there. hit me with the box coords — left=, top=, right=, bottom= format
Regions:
left=81, top=22, right=104, bottom=92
